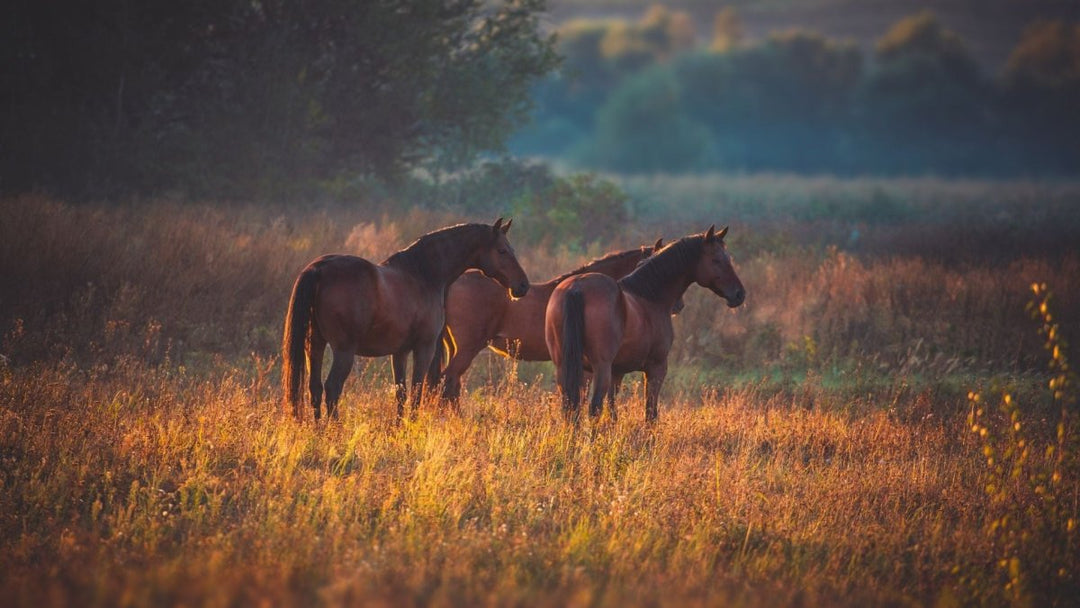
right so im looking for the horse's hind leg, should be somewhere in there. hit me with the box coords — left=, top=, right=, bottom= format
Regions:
left=391, top=352, right=408, bottom=419
left=588, top=364, right=612, bottom=420
left=308, top=333, right=327, bottom=421
left=441, top=343, right=483, bottom=403
left=425, top=328, right=452, bottom=399
left=324, top=349, right=354, bottom=420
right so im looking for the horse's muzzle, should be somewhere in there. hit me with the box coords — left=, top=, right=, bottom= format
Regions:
left=726, top=287, right=746, bottom=308
left=511, top=282, right=530, bottom=298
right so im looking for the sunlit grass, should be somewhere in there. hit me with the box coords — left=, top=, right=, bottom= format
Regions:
left=1, top=354, right=995, bottom=606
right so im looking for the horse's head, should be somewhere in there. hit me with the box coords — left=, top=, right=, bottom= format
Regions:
left=696, top=225, right=745, bottom=308
left=475, top=218, right=530, bottom=298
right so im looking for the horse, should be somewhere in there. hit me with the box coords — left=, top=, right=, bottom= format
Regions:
left=545, top=226, right=745, bottom=424
left=429, top=239, right=681, bottom=403
left=282, top=219, right=529, bottom=422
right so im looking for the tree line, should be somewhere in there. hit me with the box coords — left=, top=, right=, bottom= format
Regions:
left=512, top=7, right=1080, bottom=176
left=5, top=2, right=1078, bottom=200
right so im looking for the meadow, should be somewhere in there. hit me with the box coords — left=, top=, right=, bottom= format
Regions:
left=1, top=175, right=1078, bottom=606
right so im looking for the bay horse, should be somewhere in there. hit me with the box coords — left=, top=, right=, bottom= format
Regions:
left=545, top=226, right=745, bottom=423
left=282, top=219, right=529, bottom=422
left=429, top=239, right=681, bottom=402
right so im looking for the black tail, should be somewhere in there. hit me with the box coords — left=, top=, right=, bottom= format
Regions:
left=282, top=267, right=320, bottom=419
left=560, top=288, right=585, bottom=421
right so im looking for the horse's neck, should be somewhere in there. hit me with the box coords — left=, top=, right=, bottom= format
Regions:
left=620, top=260, right=696, bottom=311
left=645, top=273, right=695, bottom=311
left=387, top=230, right=485, bottom=290
left=424, top=246, right=479, bottom=290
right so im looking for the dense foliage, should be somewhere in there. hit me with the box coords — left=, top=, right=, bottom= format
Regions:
left=1, top=0, right=558, bottom=198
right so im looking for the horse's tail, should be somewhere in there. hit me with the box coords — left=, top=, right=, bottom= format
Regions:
left=560, top=288, right=586, bottom=420
left=282, top=266, right=320, bottom=419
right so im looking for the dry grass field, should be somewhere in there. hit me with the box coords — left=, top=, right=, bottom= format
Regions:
left=1, top=178, right=1078, bottom=606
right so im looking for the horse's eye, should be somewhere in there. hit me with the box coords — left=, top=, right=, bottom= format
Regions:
left=498, top=248, right=508, bottom=255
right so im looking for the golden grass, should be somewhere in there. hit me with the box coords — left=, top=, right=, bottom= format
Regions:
left=0, top=191, right=1077, bottom=606
left=1, top=355, right=989, bottom=607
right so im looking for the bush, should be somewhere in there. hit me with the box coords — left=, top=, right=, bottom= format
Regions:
left=964, top=283, right=1079, bottom=605
left=512, top=172, right=630, bottom=249
left=340, top=158, right=633, bottom=251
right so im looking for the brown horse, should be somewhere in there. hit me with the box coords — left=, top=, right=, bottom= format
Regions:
left=430, top=240, right=679, bottom=402
left=546, top=226, right=745, bottom=423
left=282, top=219, right=529, bottom=422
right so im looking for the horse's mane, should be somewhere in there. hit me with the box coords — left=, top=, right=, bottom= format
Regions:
left=550, top=247, right=647, bottom=284
left=618, top=235, right=704, bottom=302
left=384, top=223, right=493, bottom=277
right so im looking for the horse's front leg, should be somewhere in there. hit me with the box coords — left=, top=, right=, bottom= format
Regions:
left=391, top=352, right=408, bottom=419
left=410, top=340, right=438, bottom=418
left=607, top=373, right=624, bottom=422
left=643, top=360, right=668, bottom=423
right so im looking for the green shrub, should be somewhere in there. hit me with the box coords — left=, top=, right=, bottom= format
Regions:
left=512, top=172, right=630, bottom=249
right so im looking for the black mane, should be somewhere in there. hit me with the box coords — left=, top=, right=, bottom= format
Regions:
left=384, top=223, right=493, bottom=279
left=550, top=247, right=649, bottom=284
left=618, top=235, right=704, bottom=302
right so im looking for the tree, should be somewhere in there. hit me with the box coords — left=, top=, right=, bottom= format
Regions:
left=874, top=10, right=980, bottom=83
left=1003, top=20, right=1080, bottom=90
left=998, top=20, right=1080, bottom=173
left=856, top=11, right=992, bottom=173
left=580, top=68, right=710, bottom=173
left=511, top=6, right=696, bottom=160
left=675, top=31, right=862, bottom=171
left=0, top=0, right=558, bottom=197
left=710, top=7, right=745, bottom=53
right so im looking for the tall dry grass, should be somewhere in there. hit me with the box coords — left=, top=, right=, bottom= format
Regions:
left=0, top=353, right=1000, bottom=607
left=2, top=193, right=1075, bottom=388
left=1, top=188, right=1078, bottom=606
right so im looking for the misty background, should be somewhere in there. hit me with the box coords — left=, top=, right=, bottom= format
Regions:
left=3, top=0, right=1079, bottom=202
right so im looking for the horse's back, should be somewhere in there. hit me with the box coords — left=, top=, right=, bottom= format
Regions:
left=311, top=254, right=382, bottom=301
left=550, top=273, right=621, bottom=320
left=313, top=255, right=435, bottom=355
left=549, top=273, right=625, bottom=363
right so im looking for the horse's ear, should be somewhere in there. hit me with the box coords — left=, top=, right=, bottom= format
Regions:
left=704, top=225, right=716, bottom=242
left=653, top=237, right=663, bottom=251
left=492, top=217, right=504, bottom=234
left=717, top=225, right=728, bottom=240
left=502, top=218, right=512, bottom=234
